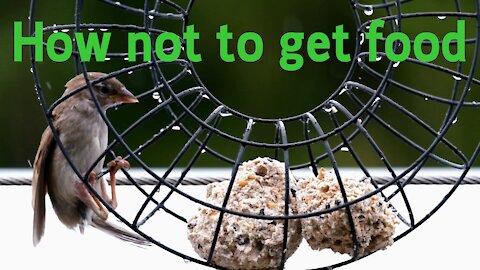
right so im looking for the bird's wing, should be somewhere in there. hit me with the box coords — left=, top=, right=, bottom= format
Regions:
left=32, top=126, right=56, bottom=246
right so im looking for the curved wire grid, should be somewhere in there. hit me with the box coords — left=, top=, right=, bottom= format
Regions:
left=29, top=0, right=480, bottom=269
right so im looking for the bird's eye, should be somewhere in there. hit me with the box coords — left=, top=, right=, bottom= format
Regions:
left=100, top=87, right=109, bottom=94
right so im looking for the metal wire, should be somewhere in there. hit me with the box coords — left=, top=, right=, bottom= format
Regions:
left=4, top=169, right=480, bottom=186
left=27, top=0, right=480, bottom=269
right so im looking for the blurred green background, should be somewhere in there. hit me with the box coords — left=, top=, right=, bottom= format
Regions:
left=1, top=0, right=479, bottom=168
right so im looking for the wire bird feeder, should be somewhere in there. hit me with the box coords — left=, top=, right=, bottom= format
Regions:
left=27, top=0, right=480, bottom=269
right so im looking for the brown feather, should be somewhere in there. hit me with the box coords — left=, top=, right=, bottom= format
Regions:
left=32, top=126, right=56, bottom=246
left=90, top=216, right=150, bottom=247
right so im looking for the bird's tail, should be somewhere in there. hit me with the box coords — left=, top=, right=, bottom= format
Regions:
left=90, top=216, right=151, bottom=247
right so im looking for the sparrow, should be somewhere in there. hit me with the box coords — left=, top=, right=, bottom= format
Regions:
left=32, top=72, right=148, bottom=246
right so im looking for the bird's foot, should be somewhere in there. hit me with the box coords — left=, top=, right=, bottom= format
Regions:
left=107, top=156, right=130, bottom=173
left=105, top=156, right=130, bottom=209
left=75, top=177, right=108, bottom=221
left=100, top=178, right=117, bottom=209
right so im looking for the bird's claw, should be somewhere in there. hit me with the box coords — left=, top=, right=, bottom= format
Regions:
left=107, top=156, right=130, bottom=172
left=104, top=156, right=128, bottom=210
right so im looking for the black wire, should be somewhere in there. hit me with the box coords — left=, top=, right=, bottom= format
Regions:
left=28, top=0, right=480, bottom=269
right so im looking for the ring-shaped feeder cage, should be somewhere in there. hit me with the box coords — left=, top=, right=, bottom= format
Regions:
left=29, top=0, right=480, bottom=269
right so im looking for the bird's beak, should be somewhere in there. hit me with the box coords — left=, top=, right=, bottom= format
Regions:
left=117, top=88, right=138, bottom=104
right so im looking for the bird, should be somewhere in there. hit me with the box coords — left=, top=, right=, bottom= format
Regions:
left=32, top=72, right=148, bottom=246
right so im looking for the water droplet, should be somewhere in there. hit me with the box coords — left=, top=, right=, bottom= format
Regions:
left=114, top=1, right=121, bottom=5
left=61, top=29, right=69, bottom=33
left=100, top=28, right=108, bottom=32
left=473, top=101, right=477, bottom=105
left=27, top=160, right=32, bottom=168
left=424, top=97, right=429, bottom=101
left=359, top=33, right=365, bottom=45
left=88, top=28, right=95, bottom=31
left=184, top=259, right=191, bottom=264
left=123, top=57, right=129, bottom=61
left=394, top=19, right=399, bottom=26
left=114, top=106, right=118, bottom=111
left=339, top=88, right=348, bottom=95
left=357, top=57, right=362, bottom=63
left=105, top=57, right=111, bottom=61
left=148, top=15, right=154, bottom=20
left=453, top=75, right=462, bottom=81
left=138, top=152, right=142, bottom=156
left=152, top=92, right=160, bottom=100
left=186, top=69, right=192, bottom=75
left=324, top=106, right=337, bottom=113
left=364, top=6, right=374, bottom=16
left=373, top=97, right=381, bottom=105
left=438, top=16, right=447, bottom=20
left=376, top=55, right=382, bottom=62
left=357, top=119, right=363, bottom=124
left=452, top=117, right=458, bottom=124
left=220, top=112, right=232, bottom=117
left=341, top=147, right=349, bottom=152
left=30, top=68, right=33, bottom=73
left=202, top=94, right=210, bottom=100
left=28, top=16, right=31, bottom=20
left=201, top=149, right=207, bottom=154
left=172, top=125, right=181, bottom=131
left=393, top=62, right=400, bottom=68
left=127, top=71, right=133, bottom=75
